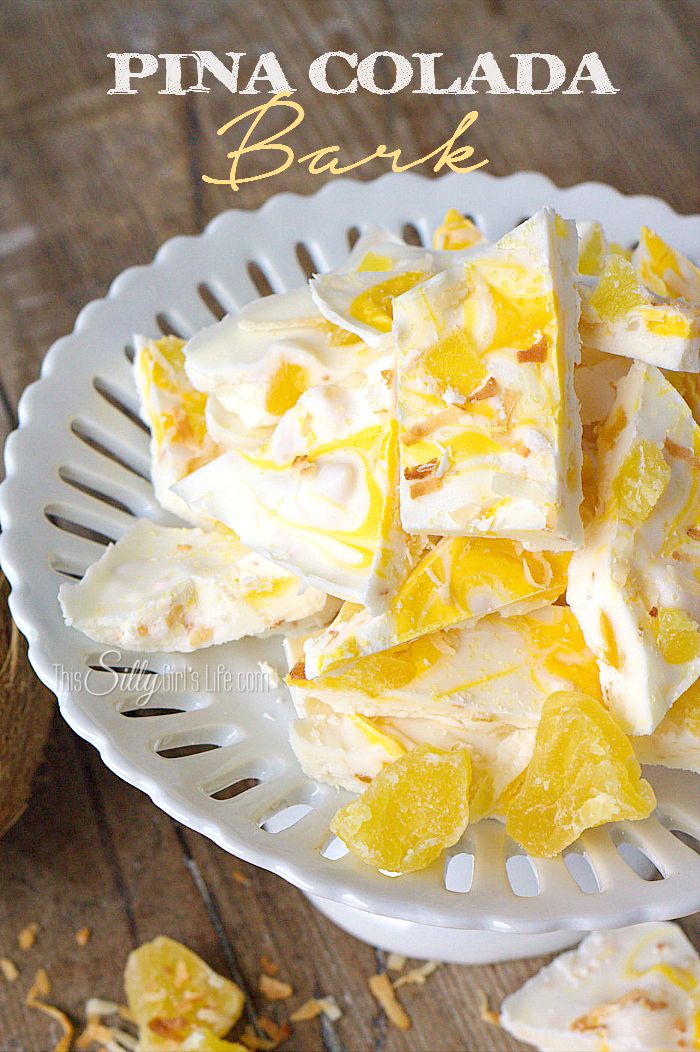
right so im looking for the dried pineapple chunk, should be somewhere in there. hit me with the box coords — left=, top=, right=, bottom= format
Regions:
left=330, top=744, right=471, bottom=873
left=611, top=438, right=671, bottom=526
left=125, top=936, right=244, bottom=1051
left=654, top=608, right=700, bottom=664
left=503, top=692, right=655, bottom=858
left=632, top=226, right=700, bottom=303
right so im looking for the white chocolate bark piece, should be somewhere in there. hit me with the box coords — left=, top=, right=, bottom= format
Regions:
left=183, top=287, right=380, bottom=431
left=580, top=255, right=700, bottom=372
left=310, top=226, right=479, bottom=347
left=576, top=221, right=632, bottom=278
left=634, top=677, right=700, bottom=774
left=576, top=220, right=608, bottom=277
left=175, top=386, right=406, bottom=613
left=134, top=335, right=220, bottom=524
left=568, top=362, right=700, bottom=735
left=290, top=712, right=534, bottom=821
left=573, top=346, right=700, bottom=453
left=501, top=922, right=700, bottom=1052
left=286, top=604, right=600, bottom=730
left=396, top=208, right=583, bottom=549
left=432, top=209, right=485, bottom=251
left=666, top=371, right=700, bottom=426
left=633, top=226, right=700, bottom=303
left=204, top=396, right=272, bottom=452
left=302, top=537, right=569, bottom=679
left=59, top=520, right=332, bottom=652
left=575, top=346, right=630, bottom=430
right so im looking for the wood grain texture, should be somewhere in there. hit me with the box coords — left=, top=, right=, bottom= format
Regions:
left=0, top=1, right=698, bottom=1049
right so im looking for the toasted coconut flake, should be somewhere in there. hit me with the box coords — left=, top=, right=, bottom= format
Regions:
left=517, top=336, right=549, bottom=363
left=75, top=927, right=92, bottom=948
left=393, top=961, right=439, bottom=988
left=85, top=998, right=124, bottom=1019
left=287, top=659, right=307, bottom=682
left=571, top=989, right=669, bottom=1032
left=404, top=459, right=439, bottom=481
left=260, top=955, right=279, bottom=977
left=28, top=1000, right=73, bottom=1052
left=77, top=1018, right=137, bottom=1052
left=76, top=1018, right=114, bottom=1049
left=240, top=1024, right=278, bottom=1050
left=148, top=1014, right=189, bottom=1040
left=25, top=970, right=73, bottom=1052
left=27, top=967, right=51, bottom=1000
left=232, top=869, right=251, bottom=887
left=18, top=922, right=39, bottom=951
left=477, top=988, right=501, bottom=1027
left=317, top=996, right=342, bottom=1022
left=511, top=440, right=532, bottom=458
left=290, top=995, right=342, bottom=1023
left=290, top=999, right=323, bottom=1022
left=174, top=958, right=190, bottom=989
left=410, top=475, right=445, bottom=499
left=386, top=953, right=406, bottom=973
left=665, top=437, right=700, bottom=470
left=672, top=550, right=700, bottom=564
left=401, top=407, right=464, bottom=445
left=259, top=1016, right=292, bottom=1044
left=257, top=660, right=281, bottom=688
left=368, top=973, right=411, bottom=1031
left=78, top=1000, right=137, bottom=1051
left=470, top=376, right=499, bottom=401
left=259, top=973, right=293, bottom=1001
left=0, top=957, right=19, bottom=981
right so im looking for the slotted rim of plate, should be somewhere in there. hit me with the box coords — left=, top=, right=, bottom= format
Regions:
left=2, top=170, right=700, bottom=933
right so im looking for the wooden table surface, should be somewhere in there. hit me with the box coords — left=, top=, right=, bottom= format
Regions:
left=1, top=2, right=699, bottom=1049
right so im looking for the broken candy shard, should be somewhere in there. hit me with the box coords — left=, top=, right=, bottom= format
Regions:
left=634, top=675, right=700, bottom=775
left=59, top=519, right=332, bottom=652
left=302, top=537, right=569, bottom=679
left=396, top=208, right=583, bottom=549
left=309, top=226, right=466, bottom=348
left=500, top=922, right=700, bottom=1052
left=568, top=361, right=700, bottom=734
left=580, top=254, right=700, bottom=372
left=632, top=226, right=700, bottom=303
left=287, top=603, right=601, bottom=730
left=183, top=285, right=379, bottom=431
left=175, top=386, right=406, bottom=613
left=134, top=335, right=220, bottom=524
left=432, top=208, right=485, bottom=251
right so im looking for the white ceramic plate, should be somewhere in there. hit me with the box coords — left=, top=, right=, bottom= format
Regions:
left=2, top=170, right=700, bottom=933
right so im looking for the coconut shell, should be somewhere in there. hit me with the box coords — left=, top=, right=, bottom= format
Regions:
left=0, top=574, right=55, bottom=837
